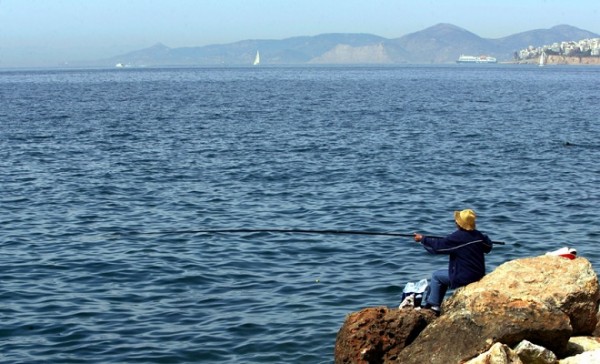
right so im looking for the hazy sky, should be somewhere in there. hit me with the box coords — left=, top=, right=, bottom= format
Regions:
left=1, top=0, right=599, bottom=67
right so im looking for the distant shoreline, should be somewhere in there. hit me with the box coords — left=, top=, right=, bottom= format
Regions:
left=2, top=59, right=600, bottom=71
left=514, top=55, right=600, bottom=65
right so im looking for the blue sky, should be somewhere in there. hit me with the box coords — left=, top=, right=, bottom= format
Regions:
left=1, top=0, right=599, bottom=67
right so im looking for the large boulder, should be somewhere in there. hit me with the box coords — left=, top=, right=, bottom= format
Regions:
left=334, top=306, right=436, bottom=363
left=396, top=256, right=600, bottom=363
left=396, top=297, right=572, bottom=363
left=334, top=255, right=600, bottom=363
left=446, top=255, right=600, bottom=335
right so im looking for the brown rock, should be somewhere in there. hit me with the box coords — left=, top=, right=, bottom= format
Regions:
left=593, top=311, right=600, bottom=336
left=546, top=55, right=600, bottom=65
left=334, top=306, right=436, bottom=364
left=396, top=299, right=571, bottom=363
left=446, top=256, right=600, bottom=335
left=395, top=256, right=599, bottom=363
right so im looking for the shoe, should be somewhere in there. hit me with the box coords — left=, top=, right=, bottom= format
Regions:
left=421, top=304, right=441, bottom=317
left=426, top=307, right=440, bottom=317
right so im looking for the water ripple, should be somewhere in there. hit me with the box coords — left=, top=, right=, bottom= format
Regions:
left=1, top=66, right=600, bottom=363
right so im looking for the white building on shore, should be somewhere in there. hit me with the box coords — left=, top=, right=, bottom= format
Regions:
left=518, top=38, right=600, bottom=59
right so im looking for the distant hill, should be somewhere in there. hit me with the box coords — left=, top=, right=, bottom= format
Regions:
left=493, top=24, right=600, bottom=53
left=103, top=33, right=388, bottom=67
left=389, top=23, right=497, bottom=63
left=95, top=24, right=599, bottom=67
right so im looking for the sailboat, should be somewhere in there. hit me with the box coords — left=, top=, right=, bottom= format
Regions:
left=253, top=51, right=260, bottom=66
left=539, top=51, right=546, bottom=67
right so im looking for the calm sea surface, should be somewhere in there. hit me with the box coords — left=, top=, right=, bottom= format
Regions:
left=1, top=65, right=600, bottom=363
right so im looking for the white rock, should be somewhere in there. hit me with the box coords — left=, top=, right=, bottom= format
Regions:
left=514, top=340, right=557, bottom=364
left=566, top=336, right=600, bottom=354
left=559, top=349, right=600, bottom=364
left=465, top=342, right=523, bottom=364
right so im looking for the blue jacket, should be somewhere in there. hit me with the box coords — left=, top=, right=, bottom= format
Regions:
left=422, top=229, right=493, bottom=289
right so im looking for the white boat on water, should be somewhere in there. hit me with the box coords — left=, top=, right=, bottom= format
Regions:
left=539, top=51, right=546, bottom=67
left=456, top=55, right=497, bottom=64
left=253, top=51, right=260, bottom=65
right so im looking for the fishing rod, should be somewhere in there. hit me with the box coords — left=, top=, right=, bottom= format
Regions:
left=116, top=228, right=506, bottom=245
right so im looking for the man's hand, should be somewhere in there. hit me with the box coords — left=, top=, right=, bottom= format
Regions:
left=414, top=233, right=423, bottom=242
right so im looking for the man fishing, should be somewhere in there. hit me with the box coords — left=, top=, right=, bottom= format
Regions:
left=413, top=209, right=493, bottom=315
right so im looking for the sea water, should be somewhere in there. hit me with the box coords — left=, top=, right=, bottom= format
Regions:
left=1, top=65, right=600, bottom=363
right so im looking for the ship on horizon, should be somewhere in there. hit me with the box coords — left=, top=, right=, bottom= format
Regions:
left=456, top=55, right=497, bottom=64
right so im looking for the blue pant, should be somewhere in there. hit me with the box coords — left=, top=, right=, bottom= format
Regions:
left=425, top=269, right=450, bottom=307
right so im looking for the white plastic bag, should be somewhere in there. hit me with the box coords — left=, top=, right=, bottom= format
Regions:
left=545, top=247, right=577, bottom=260
left=399, top=278, right=429, bottom=309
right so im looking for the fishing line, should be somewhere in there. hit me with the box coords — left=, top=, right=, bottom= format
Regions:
left=115, top=228, right=506, bottom=245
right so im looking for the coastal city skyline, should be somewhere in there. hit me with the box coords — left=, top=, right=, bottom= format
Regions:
left=1, top=0, right=599, bottom=68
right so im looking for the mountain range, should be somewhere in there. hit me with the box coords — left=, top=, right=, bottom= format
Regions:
left=99, top=23, right=599, bottom=67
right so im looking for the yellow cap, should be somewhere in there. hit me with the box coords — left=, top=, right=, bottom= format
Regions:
left=454, top=209, right=476, bottom=231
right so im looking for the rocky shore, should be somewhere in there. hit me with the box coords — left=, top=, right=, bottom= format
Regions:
left=516, top=55, right=600, bottom=65
left=335, top=255, right=600, bottom=364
